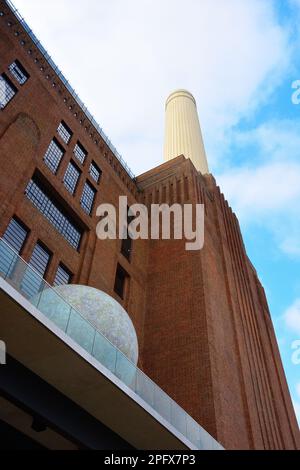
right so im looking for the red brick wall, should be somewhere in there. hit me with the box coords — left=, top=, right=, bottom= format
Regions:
left=138, top=161, right=299, bottom=449
left=0, top=0, right=299, bottom=449
left=0, top=3, right=148, bottom=349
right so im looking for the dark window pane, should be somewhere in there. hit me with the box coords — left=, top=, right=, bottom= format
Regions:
left=80, top=182, right=96, bottom=215
left=64, top=162, right=80, bottom=195
left=74, top=142, right=87, bottom=164
left=0, top=218, right=28, bottom=277
left=0, top=74, right=17, bottom=109
left=121, top=238, right=132, bottom=261
left=9, top=60, right=29, bottom=85
left=114, top=264, right=129, bottom=300
left=57, top=121, right=72, bottom=144
left=121, top=208, right=134, bottom=261
left=89, top=162, right=102, bottom=184
left=21, top=243, right=51, bottom=298
left=25, top=179, right=82, bottom=250
left=29, top=243, right=51, bottom=276
left=54, top=264, right=72, bottom=287
left=2, top=218, right=28, bottom=253
left=44, top=139, right=65, bottom=174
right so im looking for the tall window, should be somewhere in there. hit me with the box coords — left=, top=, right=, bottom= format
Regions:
left=21, top=242, right=51, bottom=298
left=0, top=217, right=29, bottom=277
left=63, top=162, right=80, bottom=195
left=114, top=264, right=129, bottom=300
left=54, top=264, right=72, bottom=287
left=57, top=121, right=72, bottom=145
left=44, top=138, right=65, bottom=174
left=74, top=142, right=87, bottom=165
left=9, top=60, right=29, bottom=85
left=0, top=74, right=17, bottom=109
left=2, top=217, right=28, bottom=253
left=89, top=161, right=102, bottom=184
left=26, top=179, right=83, bottom=250
left=80, top=182, right=96, bottom=215
left=121, top=208, right=134, bottom=261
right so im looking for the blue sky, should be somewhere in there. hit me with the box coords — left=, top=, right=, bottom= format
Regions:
left=12, top=0, right=300, bottom=425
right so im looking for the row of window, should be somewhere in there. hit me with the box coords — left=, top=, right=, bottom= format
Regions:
left=0, top=60, right=29, bottom=109
left=45, top=136, right=101, bottom=185
left=1, top=217, right=130, bottom=302
left=2, top=59, right=103, bottom=192
left=57, top=121, right=102, bottom=185
left=56, top=119, right=102, bottom=184
left=1, top=60, right=133, bottom=264
left=25, top=179, right=83, bottom=250
left=44, top=121, right=102, bottom=215
left=1, top=59, right=102, bottom=218
left=1, top=217, right=72, bottom=298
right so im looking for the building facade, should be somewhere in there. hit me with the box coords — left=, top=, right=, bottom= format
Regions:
left=0, top=0, right=299, bottom=450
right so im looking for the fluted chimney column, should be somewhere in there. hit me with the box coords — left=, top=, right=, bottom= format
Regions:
left=164, top=89, right=209, bottom=174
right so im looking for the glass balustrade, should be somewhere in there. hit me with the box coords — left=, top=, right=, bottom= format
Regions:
left=0, top=237, right=223, bottom=450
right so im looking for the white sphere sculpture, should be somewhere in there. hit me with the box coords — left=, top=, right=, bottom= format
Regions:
left=34, top=285, right=139, bottom=368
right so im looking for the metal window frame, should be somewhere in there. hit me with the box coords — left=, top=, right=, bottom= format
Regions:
left=2, top=217, right=29, bottom=253
left=25, top=180, right=83, bottom=250
left=63, top=161, right=81, bottom=195
left=0, top=73, right=17, bottom=109
left=8, top=59, right=29, bottom=85
left=89, top=161, right=102, bottom=184
left=73, top=142, right=87, bottom=165
left=80, top=181, right=96, bottom=215
left=44, top=138, right=65, bottom=174
left=53, top=263, right=73, bottom=287
left=57, top=121, right=73, bottom=145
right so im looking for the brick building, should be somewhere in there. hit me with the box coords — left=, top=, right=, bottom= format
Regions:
left=0, top=0, right=299, bottom=450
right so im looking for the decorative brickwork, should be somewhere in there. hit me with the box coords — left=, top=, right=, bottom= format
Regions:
left=0, top=0, right=299, bottom=449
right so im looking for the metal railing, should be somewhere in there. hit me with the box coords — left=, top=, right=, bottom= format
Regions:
left=0, top=237, right=223, bottom=450
left=4, top=0, right=136, bottom=180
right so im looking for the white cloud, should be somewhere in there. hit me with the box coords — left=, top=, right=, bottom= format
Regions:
left=12, top=0, right=292, bottom=175
left=10, top=1, right=299, bottom=257
left=216, top=119, right=300, bottom=257
left=10, top=0, right=300, bottom=430
left=229, top=120, right=300, bottom=165
left=218, top=161, right=300, bottom=217
left=284, top=299, right=300, bottom=335
left=217, top=159, right=300, bottom=245
left=280, top=237, right=300, bottom=257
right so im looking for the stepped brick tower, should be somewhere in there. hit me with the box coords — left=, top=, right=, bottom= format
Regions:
left=0, top=0, right=299, bottom=450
